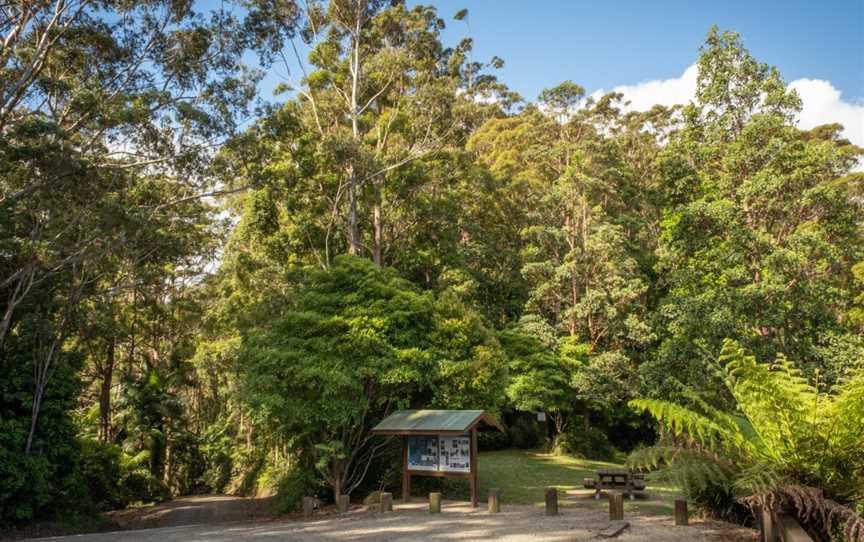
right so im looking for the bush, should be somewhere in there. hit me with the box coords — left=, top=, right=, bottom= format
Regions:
left=0, top=335, right=86, bottom=526
left=271, top=466, right=320, bottom=514
left=119, top=450, right=170, bottom=504
left=508, top=416, right=543, bottom=449
left=362, top=491, right=382, bottom=506
left=552, top=426, right=616, bottom=461
left=76, top=438, right=127, bottom=511
left=687, top=480, right=752, bottom=524
left=351, top=438, right=402, bottom=499
left=478, top=429, right=509, bottom=450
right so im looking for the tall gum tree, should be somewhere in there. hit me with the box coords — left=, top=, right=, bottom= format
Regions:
left=218, top=1, right=516, bottom=269
left=648, top=28, right=864, bottom=393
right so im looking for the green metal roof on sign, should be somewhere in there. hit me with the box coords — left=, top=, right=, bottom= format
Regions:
left=370, top=409, right=504, bottom=435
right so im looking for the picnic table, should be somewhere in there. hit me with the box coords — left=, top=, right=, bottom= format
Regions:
left=583, top=469, right=646, bottom=500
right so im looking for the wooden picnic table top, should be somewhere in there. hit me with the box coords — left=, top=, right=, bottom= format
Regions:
left=597, top=469, right=631, bottom=477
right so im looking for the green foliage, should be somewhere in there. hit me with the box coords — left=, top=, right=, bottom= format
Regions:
left=239, top=256, right=506, bottom=498
left=508, top=416, right=545, bottom=449
left=477, top=428, right=511, bottom=451
left=649, top=27, right=863, bottom=392
left=1, top=4, right=861, bottom=533
left=501, top=320, right=570, bottom=415
left=270, top=466, right=321, bottom=514
left=552, top=426, right=616, bottom=461
left=75, top=439, right=127, bottom=512
left=629, top=340, right=864, bottom=534
left=0, top=331, right=84, bottom=525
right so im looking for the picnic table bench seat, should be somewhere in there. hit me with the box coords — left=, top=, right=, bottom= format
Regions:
left=591, top=469, right=647, bottom=500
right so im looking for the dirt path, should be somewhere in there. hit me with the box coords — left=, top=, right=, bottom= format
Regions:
left=108, top=495, right=276, bottom=530
left=27, top=501, right=757, bottom=541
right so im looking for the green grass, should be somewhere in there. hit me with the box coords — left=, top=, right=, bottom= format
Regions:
left=477, top=449, right=681, bottom=516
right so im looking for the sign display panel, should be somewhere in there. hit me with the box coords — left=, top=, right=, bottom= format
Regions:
left=407, top=434, right=471, bottom=472
left=438, top=435, right=471, bottom=472
left=406, top=436, right=439, bottom=471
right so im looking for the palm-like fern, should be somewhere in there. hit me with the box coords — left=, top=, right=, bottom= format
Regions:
left=628, top=339, right=864, bottom=539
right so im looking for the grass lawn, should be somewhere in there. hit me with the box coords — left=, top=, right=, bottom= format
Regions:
left=477, top=449, right=681, bottom=516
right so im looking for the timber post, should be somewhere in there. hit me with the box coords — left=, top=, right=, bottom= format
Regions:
left=609, top=491, right=624, bottom=521
left=429, top=492, right=442, bottom=513
left=470, top=427, right=479, bottom=507
left=336, top=494, right=350, bottom=514
left=545, top=487, right=558, bottom=516
left=674, top=498, right=688, bottom=526
left=488, top=488, right=501, bottom=513
left=401, top=438, right=411, bottom=503
left=302, top=496, right=315, bottom=517
left=380, top=491, right=393, bottom=512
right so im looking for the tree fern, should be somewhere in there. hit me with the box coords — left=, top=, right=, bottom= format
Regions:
left=629, top=339, right=864, bottom=539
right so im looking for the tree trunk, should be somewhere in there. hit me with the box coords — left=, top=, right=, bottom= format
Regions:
left=164, top=428, right=172, bottom=489
left=331, top=467, right=344, bottom=502
left=0, top=261, right=36, bottom=347
left=348, top=166, right=361, bottom=255
left=347, top=19, right=362, bottom=257
left=99, top=339, right=115, bottom=442
left=372, top=182, right=382, bottom=265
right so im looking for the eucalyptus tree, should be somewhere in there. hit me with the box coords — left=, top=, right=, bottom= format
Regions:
left=469, top=90, right=660, bottom=350
left=217, top=1, right=515, bottom=270
left=648, top=28, right=864, bottom=393
left=0, top=3, right=278, bottom=512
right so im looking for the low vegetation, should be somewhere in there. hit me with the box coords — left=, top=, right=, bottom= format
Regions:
left=0, top=0, right=861, bottom=539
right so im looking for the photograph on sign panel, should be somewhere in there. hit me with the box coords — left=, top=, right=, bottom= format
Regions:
left=407, top=436, right=439, bottom=471
left=438, top=435, right=471, bottom=472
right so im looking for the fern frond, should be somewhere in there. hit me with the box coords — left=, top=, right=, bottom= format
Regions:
left=648, top=448, right=734, bottom=495
left=626, top=444, right=675, bottom=471
left=629, top=398, right=730, bottom=449
left=731, top=461, right=784, bottom=495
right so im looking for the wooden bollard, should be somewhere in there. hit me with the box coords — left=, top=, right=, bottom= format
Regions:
left=545, top=487, right=558, bottom=516
left=380, top=491, right=393, bottom=512
left=336, top=494, right=350, bottom=514
left=429, top=492, right=442, bottom=513
left=758, top=505, right=777, bottom=542
left=488, top=488, right=501, bottom=513
left=609, top=491, right=624, bottom=521
left=674, top=498, right=688, bottom=526
left=302, top=496, right=315, bottom=517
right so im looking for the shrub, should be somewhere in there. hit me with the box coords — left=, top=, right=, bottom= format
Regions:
left=508, top=416, right=543, bottom=449
left=478, top=429, right=510, bottom=450
left=0, top=337, right=85, bottom=526
left=119, top=451, right=170, bottom=504
left=271, top=466, right=320, bottom=514
left=76, top=438, right=127, bottom=511
left=362, top=491, right=382, bottom=506
left=552, top=426, right=616, bottom=461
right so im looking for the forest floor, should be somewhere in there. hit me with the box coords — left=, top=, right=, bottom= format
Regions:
left=14, top=450, right=758, bottom=541
left=24, top=501, right=757, bottom=541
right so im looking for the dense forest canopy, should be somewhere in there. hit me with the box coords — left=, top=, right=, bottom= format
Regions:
left=1, top=0, right=862, bottom=537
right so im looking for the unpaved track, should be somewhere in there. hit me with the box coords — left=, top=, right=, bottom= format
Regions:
left=28, top=501, right=756, bottom=542
left=108, top=495, right=275, bottom=531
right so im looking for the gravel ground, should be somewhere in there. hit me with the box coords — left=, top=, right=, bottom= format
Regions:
left=28, top=501, right=757, bottom=542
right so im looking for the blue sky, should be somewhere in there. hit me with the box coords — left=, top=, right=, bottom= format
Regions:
left=419, top=0, right=863, bottom=103
left=250, top=0, right=862, bottom=147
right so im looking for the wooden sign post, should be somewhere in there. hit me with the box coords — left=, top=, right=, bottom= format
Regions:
left=372, top=410, right=504, bottom=508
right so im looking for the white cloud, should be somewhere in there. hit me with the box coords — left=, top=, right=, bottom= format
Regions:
left=592, top=65, right=864, bottom=151
left=593, top=65, right=699, bottom=112
left=790, top=78, right=864, bottom=148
